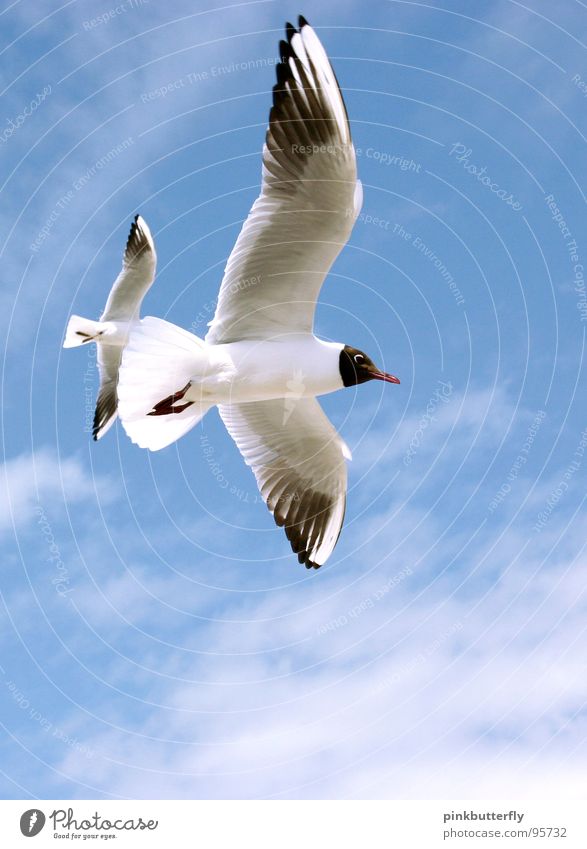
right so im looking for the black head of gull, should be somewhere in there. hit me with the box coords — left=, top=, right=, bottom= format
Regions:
left=339, top=345, right=400, bottom=387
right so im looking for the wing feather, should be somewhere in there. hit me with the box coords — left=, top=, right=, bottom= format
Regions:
left=101, top=215, right=157, bottom=321
left=219, top=397, right=349, bottom=569
left=206, top=18, right=362, bottom=344
left=93, top=346, right=121, bottom=440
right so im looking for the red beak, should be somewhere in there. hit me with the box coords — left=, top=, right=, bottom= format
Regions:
left=371, top=370, right=400, bottom=385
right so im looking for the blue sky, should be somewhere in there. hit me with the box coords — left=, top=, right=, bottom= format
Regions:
left=1, top=0, right=586, bottom=799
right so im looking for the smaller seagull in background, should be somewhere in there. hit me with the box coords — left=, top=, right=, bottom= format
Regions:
left=63, top=215, right=156, bottom=440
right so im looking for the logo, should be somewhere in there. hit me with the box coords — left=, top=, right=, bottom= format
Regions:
left=20, top=809, right=46, bottom=837
left=282, top=369, right=306, bottom=425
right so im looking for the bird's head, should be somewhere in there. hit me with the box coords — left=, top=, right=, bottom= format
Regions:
left=339, top=345, right=400, bottom=387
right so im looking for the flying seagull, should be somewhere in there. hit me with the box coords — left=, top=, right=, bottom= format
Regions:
left=63, top=215, right=157, bottom=440
left=118, top=16, right=401, bottom=569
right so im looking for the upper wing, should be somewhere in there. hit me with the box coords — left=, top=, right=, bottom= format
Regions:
left=101, top=215, right=157, bottom=321
left=93, top=345, right=121, bottom=440
left=219, top=397, right=350, bottom=569
left=205, top=16, right=362, bottom=345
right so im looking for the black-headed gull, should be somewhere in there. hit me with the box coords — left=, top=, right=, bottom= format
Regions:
left=124, top=17, right=400, bottom=569
left=63, top=215, right=157, bottom=440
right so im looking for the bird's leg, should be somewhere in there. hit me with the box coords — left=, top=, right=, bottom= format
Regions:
left=147, top=381, right=194, bottom=416
left=77, top=330, right=104, bottom=342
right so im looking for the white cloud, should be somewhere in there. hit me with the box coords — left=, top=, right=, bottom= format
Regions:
left=49, top=471, right=587, bottom=799
left=0, top=447, right=116, bottom=535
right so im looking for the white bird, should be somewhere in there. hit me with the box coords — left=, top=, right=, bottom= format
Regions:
left=119, top=16, right=401, bottom=569
left=63, top=215, right=157, bottom=439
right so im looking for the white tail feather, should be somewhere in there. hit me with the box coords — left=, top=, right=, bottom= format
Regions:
left=63, top=315, right=105, bottom=348
left=117, top=316, right=211, bottom=451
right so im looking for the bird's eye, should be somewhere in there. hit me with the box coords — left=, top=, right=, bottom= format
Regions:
left=354, top=354, right=364, bottom=364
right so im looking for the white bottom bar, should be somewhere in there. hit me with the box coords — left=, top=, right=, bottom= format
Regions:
left=0, top=800, right=585, bottom=848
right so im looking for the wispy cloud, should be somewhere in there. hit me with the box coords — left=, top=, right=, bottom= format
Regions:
left=29, top=397, right=586, bottom=798
left=0, top=448, right=116, bottom=535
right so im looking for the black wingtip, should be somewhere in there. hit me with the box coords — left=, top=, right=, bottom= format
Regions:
left=297, top=551, right=321, bottom=570
left=134, top=213, right=139, bottom=222
left=278, top=39, right=291, bottom=64
left=128, top=216, right=139, bottom=241
left=298, top=15, right=309, bottom=29
left=275, top=59, right=289, bottom=86
left=285, top=21, right=296, bottom=42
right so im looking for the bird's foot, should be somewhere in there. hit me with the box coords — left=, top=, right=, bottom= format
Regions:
left=147, top=381, right=194, bottom=416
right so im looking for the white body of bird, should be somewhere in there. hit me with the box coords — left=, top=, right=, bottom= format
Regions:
left=117, top=317, right=346, bottom=447
left=176, top=334, right=344, bottom=405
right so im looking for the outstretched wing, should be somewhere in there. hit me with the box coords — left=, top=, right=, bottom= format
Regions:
left=93, top=346, right=120, bottom=440
left=219, top=397, right=350, bottom=569
left=101, top=215, right=157, bottom=321
left=206, top=16, right=362, bottom=344
left=93, top=215, right=157, bottom=439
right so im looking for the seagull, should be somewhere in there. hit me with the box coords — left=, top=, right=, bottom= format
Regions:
left=63, top=215, right=157, bottom=440
left=117, top=15, right=401, bottom=569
